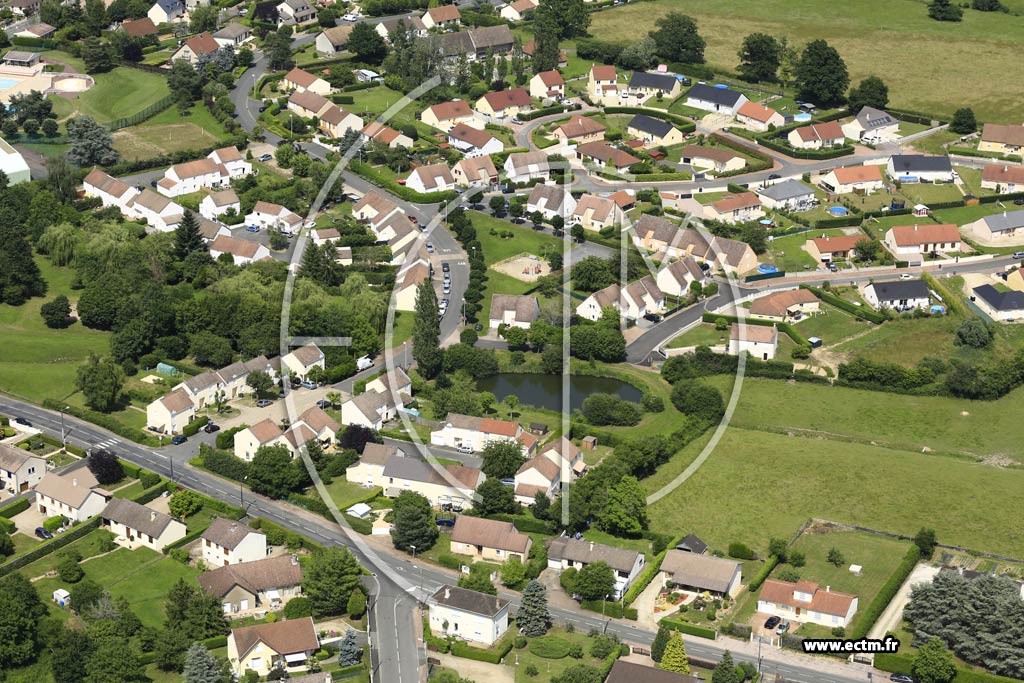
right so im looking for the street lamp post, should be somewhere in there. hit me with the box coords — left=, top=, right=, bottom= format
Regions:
left=240, top=475, right=247, bottom=506
left=59, top=406, right=68, bottom=448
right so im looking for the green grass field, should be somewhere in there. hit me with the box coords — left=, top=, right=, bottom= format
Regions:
left=667, top=322, right=729, bottom=349
left=112, top=104, right=231, bottom=161
left=588, top=0, right=1024, bottom=122
left=0, top=258, right=111, bottom=402
left=16, top=528, right=117, bottom=580
left=472, top=211, right=563, bottom=266
left=51, top=66, right=170, bottom=125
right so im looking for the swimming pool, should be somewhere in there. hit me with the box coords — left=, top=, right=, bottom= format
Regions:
left=0, top=78, right=21, bottom=90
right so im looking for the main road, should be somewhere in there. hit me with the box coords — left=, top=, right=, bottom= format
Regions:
left=1, top=395, right=885, bottom=683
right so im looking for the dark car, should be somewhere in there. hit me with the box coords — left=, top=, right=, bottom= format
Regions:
left=643, top=313, right=663, bottom=323
left=890, top=676, right=915, bottom=683
left=171, top=434, right=187, bottom=445
left=203, top=422, right=220, bottom=434
left=500, top=477, right=516, bottom=487
left=34, top=527, right=53, bottom=540
left=316, top=399, right=332, bottom=409
left=13, top=417, right=31, bottom=427
left=442, top=262, right=450, bottom=272
left=502, top=185, right=514, bottom=194
left=258, top=105, right=267, bottom=113
left=435, top=518, right=456, bottom=527
left=764, top=616, right=781, bottom=630
left=768, top=173, right=781, bottom=180
left=553, top=229, right=564, bottom=237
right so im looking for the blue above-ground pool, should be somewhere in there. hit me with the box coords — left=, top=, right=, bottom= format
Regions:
left=758, top=264, right=779, bottom=274
left=829, top=206, right=849, bottom=217
left=794, top=113, right=812, bottom=122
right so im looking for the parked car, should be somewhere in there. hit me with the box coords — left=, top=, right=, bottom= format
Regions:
left=171, top=434, right=187, bottom=445
left=300, top=381, right=317, bottom=390
left=316, top=399, right=332, bottom=409
left=435, top=518, right=456, bottom=527
left=245, top=225, right=260, bottom=233
left=203, top=422, right=220, bottom=434
left=775, top=620, right=790, bottom=635
left=764, top=616, right=781, bottom=630
left=1013, top=251, right=1024, bottom=259
left=890, top=676, right=915, bottom=683
left=342, top=12, right=358, bottom=20
left=500, top=478, right=515, bottom=487
left=426, top=242, right=434, bottom=253
left=258, top=153, right=273, bottom=162
left=442, top=262, right=450, bottom=272
left=258, top=105, right=267, bottom=113
left=456, top=444, right=474, bottom=454
left=256, top=399, right=273, bottom=408
left=643, top=313, right=662, bottom=323
left=898, top=273, right=914, bottom=280
left=13, top=417, right=31, bottom=427
left=34, top=527, right=53, bottom=540
left=443, top=282, right=451, bottom=294
left=828, top=263, right=838, bottom=272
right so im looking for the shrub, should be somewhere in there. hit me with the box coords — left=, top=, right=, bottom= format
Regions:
left=169, top=548, right=190, bottom=564
left=437, top=553, right=463, bottom=570
left=660, top=617, right=717, bottom=639
left=728, top=542, right=756, bottom=560
left=671, top=381, right=724, bottom=422
left=525, top=663, right=539, bottom=677
left=568, top=643, right=584, bottom=659
left=283, top=596, right=313, bottom=619
left=43, top=515, right=67, bottom=532
left=514, top=635, right=527, bottom=649
left=529, top=636, right=572, bottom=659
left=641, top=394, right=665, bottom=413
left=57, top=554, right=84, bottom=582
left=182, top=415, right=208, bottom=438
left=139, top=471, right=161, bottom=488
left=590, top=635, right=617, bottom=659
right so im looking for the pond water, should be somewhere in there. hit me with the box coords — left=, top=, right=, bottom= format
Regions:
left=476, top=373, right=644, bottom=412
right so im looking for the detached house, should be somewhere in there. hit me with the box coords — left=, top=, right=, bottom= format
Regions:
left=587, top=64, right=618, bottom=103
left=405, top=163, right=457, bottom=194
left=362, top=122, right=413, bottom=149
left=341, top=390, right=401, bottom=430
left=452, top=155, right=498, bottom=187
left=282, top=67, right=331, bottom=96
left=685, top=83, right=747, bottom=115
left=157, top=146, right=251, bottom=197
left=680, top=145, right=744, bottom=174
left=246, top=201, right=304, bottom=235
left=865, top=280, right=930, bottom=312
left=282, top=343, right=325, bottom=381
left=655, top=257, right=705, bottom=297
left=209, top=235, right=272, bottom=265
left=788, top=121, right=845, bottom=150
left=233, top=419, right=288, bottom=461
left=513, top=454, right=561, bottom=504
left=571, top=194, right=620, bottom=232
left=728, top=323, right=778, bottom=361
left=841, top=106, right=898, bottom=142
left=626, top=114, right=684, bottom=147
left=628, top=71, right=681, bottom=101
left=806, top=234, right=862, bottom=263
left=526, top=183, right=576, bottom=220
left=660, top=549, right=742, bottom=598
left=422, top=4, right=461, bottom=29
left=735, top=101, right=784, bottom=131
left=475, top=88, right=532, bottom=120
left=552, top=115, right=606, bottom=146
left=529, top=70, right=564, bottom=100
left=576, top=276, right=664, bottom=322
left=886, top=154, right=954, bottom=183
left=120, top=17, right=158, bottom=38
left=981, top=163, right=1024, bottom=193
left=35, top=468, right=108, bottom=522
left=430, top=414, right=536, bottom=454
left=966, top=209, right=1024, bottom=241
left=277, top=0, right=315, bottom=26
left=375, top=16, right=426, bottom=41
left=818, top=165, right=884, bottom=194
left=379, top=455, right=481, bottom=507
left=288, top=89, right=332, bottom=119
left=148, top=0, right=184, bottom=24
left=101, top=498, right=186, bottom=552
left=0, top=443, right=44, bottom=494
left=499, top=0, right=537, bottom=21
left=354, top=190, right=402, bottom=226
left=200, top=189, right=240, bottom=220
left=884, top=223, right=961, bottom=258
left=979, top=124, right=1024, bottom=156
left=704, top=192, right=764, bottom=224
left=451, top=516, right=532, bottom=563
left=607, top=661, right=700, bottom=683
left=421, top=99, right=478, bottom=131
left=972, top=285, right=1024, bottom=322
left=213, top=22, right=252, bottom=48
left=756, top=180, right=815, bottom=211
left=448, top=123, right=503, bottom=157
left=199, top=554, right=304, bottom=615
left=145, top=387, right=196, bottom=435
left=576, top=141, right=642, bottom=171
left=428, top=585, right=510, bottom=646
left=125, top=189, right=184, bottom=232
left=548, top=537, right=644, bottom=600
left=202, top=518, right=268, bottom=567
left=227, top=616, right=319, bottom=677
left=346, top=442, right=397, bottom=488
left=171, top=32, right=219, bottom=65
left=750, top=289, right=820, bottom=321
left=315, top=25, right=352, bottom=56
left=504, top=151, right=550, bottom=184
left=757, top=579, right=858, bottom=628
left=489, top=294, right=540, bottom=329
left=318, top=105, right=364, bottom=139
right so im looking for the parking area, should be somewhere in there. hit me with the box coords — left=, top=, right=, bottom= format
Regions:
left=215, top=385, right=336, bottom=431
left=12, top=503, right=49, bottom=537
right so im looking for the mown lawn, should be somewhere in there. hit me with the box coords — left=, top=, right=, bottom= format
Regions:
left=16, top=528, right=117, bottom=580
left=514, top=628, right=613, bottom=683
left=55, top=66, right=170, bottom=124
left=472, top=211, right=563, bottom=265
left=793, top=304, right=873, bottom=347
left=318, top=478, right=378, bottom=511
left=589, top=0, right=1024, bottom=122
left=0, top=258, right=111, bottom=402
left=666, top=322, right=729, bottom=349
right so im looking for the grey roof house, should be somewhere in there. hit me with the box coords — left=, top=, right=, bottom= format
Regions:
left=659, top=549, right=743, bottom=597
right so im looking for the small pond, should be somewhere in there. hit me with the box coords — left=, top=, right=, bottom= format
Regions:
left=476, top=373, right=644, bottom=412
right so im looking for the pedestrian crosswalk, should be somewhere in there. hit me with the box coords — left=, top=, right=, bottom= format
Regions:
left=95, top=438, right=118, bottom=449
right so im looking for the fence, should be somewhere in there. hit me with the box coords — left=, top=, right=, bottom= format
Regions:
left=108, top=94, right=175, bottom=132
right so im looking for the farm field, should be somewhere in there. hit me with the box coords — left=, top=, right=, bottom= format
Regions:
left=112, top=104, right=232, bottom=161
left=589, top=0, right=1024, bottom=122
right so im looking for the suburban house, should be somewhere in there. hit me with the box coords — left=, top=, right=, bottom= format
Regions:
left=728, top=323, right=778, bottom=361
left=750, top=289, right=820, bottom=321
left=972, top=285, right=1024, bottom=322
left=282, top=67, right=331, bottom=96
left=576, top=276, right=664, bottom=322
left=756, top=180, right=815, bottom=211
left=606, top=661, right=700, bottom=683
left=157, top=146, right=251, bottom=197
left=83, top=168, right=139, bottom=210
left=227, top=617, right=319, bottom=677
left=213, top=22, right=252, bottom=48
left=735, top=101, right=785, bottom=131
left=276, top=0, right=315, bottom=26
left=703, top=192, right=764, bottom=224
left=365, top=366, right=412, bottom=397
left=428, top=585, right=510, bottom=646
left=547, top=537, right=644, bottom=600
left=529, top=70, right=564, bottom=100
left=202, top=518, right=268, bottom=567
left=864, top=280, right=931, bottom=311
left=9, top=0, right=41, bottom=17
left=233, top=419, right=288, bottom=461
left=430, top=414, right=537, bottom=454
left=626, top=114, right=684, bottom=147
left=101, top=497, right=186, bottom=552
left=575, top=141, right=642, bottom=171
left=406, top=163, right=457, bottom=194
left=209, top=235, right=272, bottom=266
left=627, top=71, right=681, bottom=101
left=757, top=579, right=859, bottom=628
left=818, top=165, right=884, bottom=194
left=199, top=189, right=240, bottom=220
left=354, top=191, right=402, bottom=226
left=571, top=194, right=620, bottom=232
left=282, top=343, right=325, bottom=381
left=18, top=22, right=56, bottom=40
left=660, top=549, right=743, bottom=598
left=489, top=294, right=540, bottom=329
left=246, top=201, right=304, bottom=234
left=346, top=443, right=396, bottom=488
left=499, top=0, right=537, bottom=21
left=841, top=106, right=899, bottom=141
left=34, top=468, right=108, bottom=522
left=551, top=115, right=606, bottom=146
left=978, top=124, right=1024, bottom=155
left=199, top=554, right=304, bottom=615
left=450, top=516, right=532, bottom=563
left=315, top=25, right=353, bottom=56
left=981, top=163, right=1024, bottom=193
left=148, top=0, right=184, bottom=24
left=171, top=32, right=219, bottom=64
left=422, top=4, right=461, bottom=29
left=632, top=216, right=757, bottom=274
left=421, top=99, right=479, bottom=131
left=475, top=88, right=532, bottom=119
left=198, top=217, right=231, bottom=243
left=966, top=209, right=1024, bottom=241
left=452, top=155, right=499, bottom=187
left=288, top=89, right=332, bottom=119
left=886, top=154, right=954, bottom=183
left=437, top=25, right=515, bottom=61
left=374, top=16, right=427, bottom=41
left=884, top=223, right=961, bottom=258
left=655, top=257, right=705, bottom=297
left=0, top=443, right=44, bottom=494
left=448, top=123, right=503, bottom=157
left=311, top=228, right=340, bottom=246
left=393, top=259, right=430, bottom=311
left=526, top=183, right=576, bottom=220
left=125, top=189, right=184, bottom=232
left=120, top=17, right=158, bottom=38
left=318, top=105, right=364, bottom=139
left=362, top=122, right=413, bottom=149
left=806, top=234, right=863, bottom=263
left=539, top=437, right=585, bottom=476
left=377, top=455, right=481, bottom=506
left=504, top=151, right=550, bottom=183
left=680, top=145, right=745, bottom=174
left=788, top=121, right=845, bottom=149
left=340, top=390, right=401, bottom=430
left=685, top=83, right=747, bottom=115
left=587, top=64, right=619, bottom=103
left=513, top=454, right=561, bottom=504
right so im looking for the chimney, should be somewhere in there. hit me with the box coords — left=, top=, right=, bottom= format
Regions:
left=230, top=523, right=237, bottom=532
left=444, top=587, right=451, bottom=600
left=589, top=542, right=594, bottom=552
left=151, top=511, right=157, bottom=522
left=291, top=553, right=298, bottom=565
left=72, top=478, right=77, bottom=487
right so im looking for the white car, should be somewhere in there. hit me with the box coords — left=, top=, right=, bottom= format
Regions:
left=898, top=273, right=914, bottom=280
left=456, top=444, right=474, bottom=454
left=342, top=13, right=358, bottom=20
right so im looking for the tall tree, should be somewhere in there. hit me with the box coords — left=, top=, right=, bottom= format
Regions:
left=164, top=579, right=227, bottom=642
left=348, top=22, right=388, bottom=63
left=182, top=643, right=227, bottom=683
left=458, top=565, right=497, bottom=595
left=51, top=627, right=94, bottom=683
left=75, top=354, right=126, bottom=412
left=517, top=580, right=551, bottom=636
left=84, top=627, right=146, bottom=683
left=480, top=440, right=525, bottom=479
left=950, top=108, right=976, bottom=134
left=795, top=39, right=849, bottom=106
left=87, top=449, right=123, bottom=485
left=530, top=6, right=562, bottom=73
left=659, top=632, right=690, bottom=674
left=303, top=547, right=362, bottom=617
left=248, top=445, right=306, bottom=499
left=847, top=75, right=889, bottom=112
left=338, top=630, right=362, bottom=666
left=174, top=211, right=204, bottom=261
left=912, top=638, right=958, bottom=683
left=0, top=222, right=46, bottom=305
left=0, top=572, right=47, bottom=668
left=649, top=12, right=705, bottom=63
left=391, top=490, right=439, bottom=552
left=66, top=115, right=118, bottom=166
left=573, top=562, right=615, bottom=601
left=651, top=624, right=670, bottom=662
left=539, top=0, right=589, bottom=39
left=596, top=475, right=648, bottom=537
left=737, top=33, right=781, bottom=82
left=712, top=650, right=738, bottom=683
left=474, top=477, right=517, bottom=515
left=40, top=294, right=72, bottom=328
left=412, top=280, right=442, bottom=378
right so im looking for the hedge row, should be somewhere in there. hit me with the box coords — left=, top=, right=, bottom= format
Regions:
left=104, top=135, right=248, bottom=176
left=580, top=599, right=638, bottom=620
left=517, top=105, right=571, bottom=121
left=42, top=399, right=155, bottom=446
left=659, top=616, right=717, bottom=640
left=601, top=106, right=696, bottom=133
left=800, top=285, right=887, bottom=324
left=349, top=160, right=458, bottom=204
left=0, top=498, right=30, bottom=519
left=0, top=518, right=15, bottom=534
left=342, top=81, right=379, bottom=93
left=949, top=147, right=1023, bottom=163
left=484, top=513, right=549, bottom=535
left=182, top=415, right=208, bottom=438
left=875, top=651, right=1024, bottom=683
left=162, top=527, right=206, bottom=553
left=746, top=554, right=781, bottom=591
left=699, top=311, right=810, bottom=347
left=623, top=535, right=681, bottom=605
left=757, top=135, right=855, bottom=160
left=848, top=545, right=920, bottom=641
left=249, top=516, right=326, bottom=551
left=450, top=636, right=514, bottom=663
left=0, top=518, right=102, bottom=578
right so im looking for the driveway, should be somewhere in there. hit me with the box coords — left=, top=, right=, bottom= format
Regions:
left=12, top=504, right=49, bottom=537
left=216, top=386, right=336, bottom=430
left=433, top=653, right=513, bottom=683
left=868, top=563, right=939, bottom=639
left=630, top=572, right=667, bottom=632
